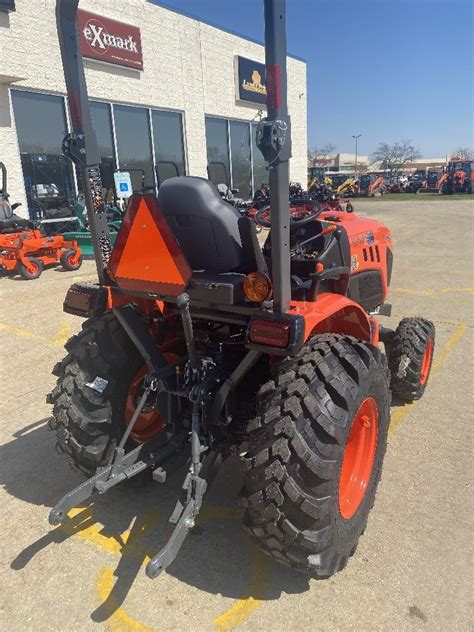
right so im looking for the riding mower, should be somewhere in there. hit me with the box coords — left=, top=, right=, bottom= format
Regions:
left=0, top=164, right=82, bottom=279
left=47, top=0, right=435, bottom=580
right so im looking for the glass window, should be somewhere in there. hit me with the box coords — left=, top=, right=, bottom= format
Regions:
left=229, top=121, right=252, bottom=200
left=152, top=110, right=185, bottom=185
left=90, top=101, right=116, bottom=201
left=251, top=122, right=268, bottom=193
left=113, top=104, right=154, bottom=193
left=11, top=90, right=75, bottom=216
left=205, top=117, right=230, bottom=186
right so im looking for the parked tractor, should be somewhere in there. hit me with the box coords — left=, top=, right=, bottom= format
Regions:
left=356, top=174, right=385, bottom=196
left=440, top=160, right=474, bottom=194
left=47, top=0, right=435, bottom=581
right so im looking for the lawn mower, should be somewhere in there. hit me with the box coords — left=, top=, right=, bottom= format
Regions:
left=47, top=0, right=435, bottom=580
left=0, top=225, right=82, bottom=279
left=0, top=163, right=82, bottom=279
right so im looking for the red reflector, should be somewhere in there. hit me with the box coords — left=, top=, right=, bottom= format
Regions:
left=249, top=320, right=290, bottom=348
left=65, top=287, right=93, bottom=313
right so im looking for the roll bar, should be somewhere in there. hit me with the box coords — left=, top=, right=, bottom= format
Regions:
left=56, top=0, right=112, bottom=282
left=257, top=0, right=291, bottom=312
left=55, top=0, right=292, bottom=309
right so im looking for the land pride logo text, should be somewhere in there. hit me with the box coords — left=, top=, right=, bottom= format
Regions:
left=77, top=10, right=143, bottom=70
left=242, top=70, right=267, bottom=96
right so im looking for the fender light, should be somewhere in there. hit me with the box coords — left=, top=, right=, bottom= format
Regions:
left=247, top=314, right=306, bottom=355
left=250, top=319, right=290, bottom=347
left=63, top=283, right=107, bottom=317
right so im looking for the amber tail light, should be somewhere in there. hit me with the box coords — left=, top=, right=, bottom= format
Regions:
left=249, top=319, right=290, bottom=348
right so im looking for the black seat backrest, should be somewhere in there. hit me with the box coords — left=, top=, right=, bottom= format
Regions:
left=158, top=176, right=264, bottom=274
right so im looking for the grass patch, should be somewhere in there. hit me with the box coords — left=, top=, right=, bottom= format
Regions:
left=360, top=193, right=473, bottom=202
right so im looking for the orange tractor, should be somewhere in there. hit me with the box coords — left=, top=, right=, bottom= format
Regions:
left=47, top=0, right=435, bottom=581
left=356, top=174, right=385, bottom=196
left=440, top=160, right=474, bottom=194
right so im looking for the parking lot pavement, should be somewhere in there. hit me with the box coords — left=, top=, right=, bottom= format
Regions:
left=1, top=199, right=472, bottom=632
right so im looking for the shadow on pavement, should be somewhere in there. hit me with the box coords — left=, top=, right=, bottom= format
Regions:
left=3, top=418, right=311, bottom=622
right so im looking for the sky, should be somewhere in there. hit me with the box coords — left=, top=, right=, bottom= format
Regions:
left=152, top=0, right=473, bottom=159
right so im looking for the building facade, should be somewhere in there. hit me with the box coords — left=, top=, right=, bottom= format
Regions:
left=0, top=0, right=307, bottom=217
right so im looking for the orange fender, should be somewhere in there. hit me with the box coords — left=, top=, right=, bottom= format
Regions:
left=290, top=293, right=374, bottom=344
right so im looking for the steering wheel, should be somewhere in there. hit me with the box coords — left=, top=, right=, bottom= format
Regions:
left=255, top=199, right=322, bottom=228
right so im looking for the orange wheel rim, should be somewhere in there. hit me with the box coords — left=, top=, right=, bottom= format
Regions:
left=124, top=352, right=178, bottom=444
left=338, top=397, right=378, bottom=520
left=420, top=338, right=433, bottom=385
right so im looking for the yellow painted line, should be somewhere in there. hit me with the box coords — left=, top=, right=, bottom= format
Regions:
left=63, top=507, right=163, bottom=558
left=441, top=288, right=474, bottom=294
left=85, top=507, right=273, bottom=632
left=213, top=534, right=272, bottom=632
left=388, top=323, right=467, bottom=437
left=97, top=568, right=160, bottom=632
left=394, top=287, right=474, bottom=298
left=0, top=320, right=70, bottom=348
left=394, top=288, right=435, bottom=297
left=49, top=322, right=70, bottom=347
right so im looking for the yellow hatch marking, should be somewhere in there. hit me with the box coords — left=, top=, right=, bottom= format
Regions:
left=0, top=321, right=69, bottom=348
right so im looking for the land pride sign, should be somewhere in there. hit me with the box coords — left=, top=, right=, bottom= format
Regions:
left=77, top=10, right=143, bottom=70
left=236, top=56, right=267, bottom=107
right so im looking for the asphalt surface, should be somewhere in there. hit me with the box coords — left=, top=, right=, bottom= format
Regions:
left=1, top=199, right=473, bottom=631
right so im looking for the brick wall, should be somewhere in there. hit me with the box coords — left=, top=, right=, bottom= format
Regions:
left=0, top=0, right=307, bottom=216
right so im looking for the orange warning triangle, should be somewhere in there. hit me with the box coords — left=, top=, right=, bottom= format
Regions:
left=115, top=198, right=185, bottom=285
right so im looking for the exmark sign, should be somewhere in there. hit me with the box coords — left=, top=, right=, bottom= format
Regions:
left=77, top=10, right=143, bottom=70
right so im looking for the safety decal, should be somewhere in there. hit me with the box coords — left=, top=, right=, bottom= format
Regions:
left=351, top=254, right=359, bottom=271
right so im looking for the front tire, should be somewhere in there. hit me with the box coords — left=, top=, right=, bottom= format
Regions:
left=18, top=256, right=43, bottom=280
left=387, top=317, right=435, bottom=402
left=241, top=334, right=390, bottom=577
left=60, top=248, right=83, bottom=271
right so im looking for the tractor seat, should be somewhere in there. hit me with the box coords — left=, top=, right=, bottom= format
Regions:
left=0, top=215, right=34, bottom=234
left=158, top=177, right=264, bottom=276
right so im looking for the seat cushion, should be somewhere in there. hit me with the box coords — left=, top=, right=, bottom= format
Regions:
left=158, top=177, right=245, bottom=273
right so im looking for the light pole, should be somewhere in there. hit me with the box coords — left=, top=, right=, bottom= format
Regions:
left=352, top=134, right=361, bottom=178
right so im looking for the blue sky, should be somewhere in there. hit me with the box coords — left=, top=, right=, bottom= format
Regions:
left=153, top=0, right=473, bottom=159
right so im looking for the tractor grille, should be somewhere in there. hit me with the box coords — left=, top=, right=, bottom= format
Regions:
left=362, top=246, right=380, bottom=263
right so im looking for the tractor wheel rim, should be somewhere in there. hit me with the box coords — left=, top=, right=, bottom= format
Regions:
left=420, top=338, right=433, bottom=385
left=338, top=397, right=379, bottom=520
left=125, top=352, right=178, bottom=444
left=68, top=255, right=75, bottom=266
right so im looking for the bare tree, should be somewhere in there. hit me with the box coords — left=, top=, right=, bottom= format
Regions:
left=371, top=140, right=421, bottom=180
left=451, top=147, right=473, bottom=160
left=308, top=143, right=336, bottom=166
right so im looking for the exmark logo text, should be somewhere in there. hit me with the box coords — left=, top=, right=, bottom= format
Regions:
left=83, top=19, right=138, bottom=54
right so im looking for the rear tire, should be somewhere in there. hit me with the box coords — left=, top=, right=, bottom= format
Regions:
left=18, top=256, right=43, bottom=280
left=387, top=317, right=435, bottom=402
left=60, top=248, right=82, bottom=271
left=47, top=311, right=164, bottom=476
left=241, top=334, right=390, bottom=577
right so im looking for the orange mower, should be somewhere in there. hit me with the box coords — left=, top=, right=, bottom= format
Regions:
left=0, top=225, right=82, bottom=280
